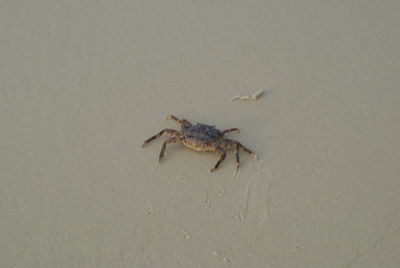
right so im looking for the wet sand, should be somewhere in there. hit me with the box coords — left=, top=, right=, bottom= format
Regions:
left=2, top=1, right=400, bottom=267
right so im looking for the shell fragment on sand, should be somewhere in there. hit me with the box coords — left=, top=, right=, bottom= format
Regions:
left=231, top=89, right=264, bottom=102
left=251, top=89, right=264, bottom=99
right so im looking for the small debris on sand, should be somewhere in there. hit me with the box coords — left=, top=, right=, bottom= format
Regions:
left=239, top=96, right=252, bottom=101
left=231, top=89, right=264, bottom=102
left=252, top=89, right=264, bottom=99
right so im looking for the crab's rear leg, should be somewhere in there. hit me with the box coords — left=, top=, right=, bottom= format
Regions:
left=142, top=129, right=180, bottom=147
left=223, top=139, right=257, bottom=159
left=166, top=115, right=192, bottom=130
left=210, top=146, right=226, bottom=172
left=159, top=137, right=181, bottom=163
left=220, top=139, right=241, bottom=172
left=239, top=144, right=257, bottom=159
left=221, top=139, right=257, bottom=172
left=235, top=143, right=240, bottom=172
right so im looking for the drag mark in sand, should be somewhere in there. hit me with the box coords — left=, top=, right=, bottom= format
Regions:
left=243, top=181, right=251, bottom=220
left=213, top=251, right=230, bottom=263
left=232, top=159, right=273, bottom=222
left=344, top=224, right=400, bottom=268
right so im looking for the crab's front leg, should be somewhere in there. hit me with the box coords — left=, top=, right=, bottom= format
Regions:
left=210, top=146, right=226, bottom=172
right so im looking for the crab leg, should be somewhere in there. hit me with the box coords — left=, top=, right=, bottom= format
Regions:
left=220, top=139, right=257, bottom=172
left=166, top=115, right=192, bottom=130
left=159, top=137, right=181, bottom=162
left=142, top=129, right=180, bottom=147
left=210, top=146, right=226, bottom=172
left=235, top=143, right=240, bottom=172
left=238, top=143, right=257, bottom=159
left=222, top=139, right=256, bottom=159
left=221, top=128, right=240, bottom=135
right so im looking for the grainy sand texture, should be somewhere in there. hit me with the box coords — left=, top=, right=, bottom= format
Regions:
left=2, top=1, right=400, bottom=268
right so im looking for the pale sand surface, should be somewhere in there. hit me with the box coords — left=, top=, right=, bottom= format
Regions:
left=2, top=1, right=400, bottom=267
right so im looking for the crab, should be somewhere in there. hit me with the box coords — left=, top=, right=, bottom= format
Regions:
left=142, top=115, right=257, bottom=172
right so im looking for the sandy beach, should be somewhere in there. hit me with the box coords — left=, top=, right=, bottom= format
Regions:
left=2, top=1, right=400, bottom=267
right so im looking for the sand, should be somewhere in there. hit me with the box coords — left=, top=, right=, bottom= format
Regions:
left=1, top=1, right=400, bottom=267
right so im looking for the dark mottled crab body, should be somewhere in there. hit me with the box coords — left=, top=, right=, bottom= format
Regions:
left=182, top=124, right=223, bottom=152
left=142, top=115, right=257, bottom=172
